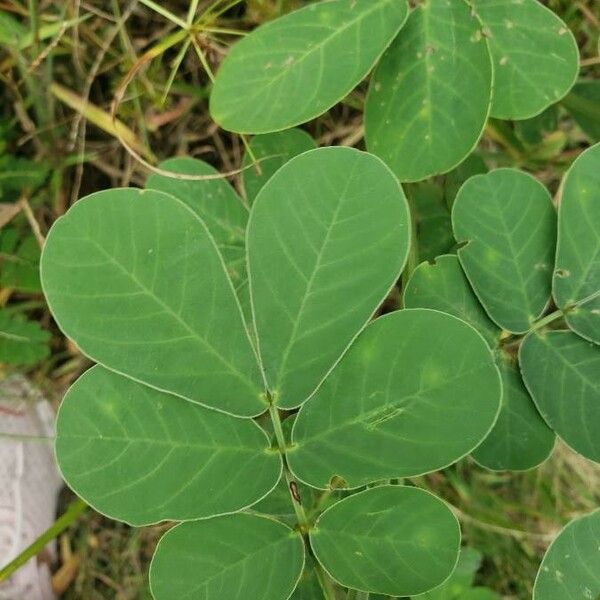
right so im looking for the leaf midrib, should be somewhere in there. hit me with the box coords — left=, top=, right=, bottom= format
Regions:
left=87, top=239, right=258, bottom=392
left=180, top=534, right=293, bottom=599
left=272, top=158, right=358, bottom=392
left=218, top=0, right=394, bottom=115
left=61, top=433, right=267, bottom=454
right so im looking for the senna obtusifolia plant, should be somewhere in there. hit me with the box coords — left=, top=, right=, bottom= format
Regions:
left=39, top=0, right=600, bottom=598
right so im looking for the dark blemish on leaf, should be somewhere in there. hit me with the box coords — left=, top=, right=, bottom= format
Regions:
left=555, top=268, right=571, bottom=278
left=289, top=481, right=302, bottom=503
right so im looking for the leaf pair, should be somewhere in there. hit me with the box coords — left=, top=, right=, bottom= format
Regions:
left=152, top=486, right=460, bottom=598
left=209, top=0, right=578, bottom=181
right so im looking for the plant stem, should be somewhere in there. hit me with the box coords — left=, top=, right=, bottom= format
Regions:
left=0, top=498, right=87, bottom=582
left=315, top=562, right=339, bottom=600
left=267, top=403, right=310, bottom=532
left=527, top=308, right=564, bottom=334
left=267, top=403, right=337, bottom=600
left=527, top=288, right=600, bottom=335
left=137, top=0, right=187, bottom=28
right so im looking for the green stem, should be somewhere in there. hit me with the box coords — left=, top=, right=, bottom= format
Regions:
left=315, top=563, right=339, bottom=600
left=526, top=288, right=600, bottom=336
left=570, top=288, right=600, bottom=309
left=268, top=403, right=310, bottom=532
left=0, top=498, right=87, bottom=582
left=267, top=403, right=337, bottom=600
left=528, top=308, right=564, bottom=334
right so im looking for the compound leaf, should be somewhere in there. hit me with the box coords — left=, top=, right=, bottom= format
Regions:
left=310, top=486, right=460, bottom=597
left=41, top=188, right=266, bottom=417
left=248, top=148, right=410, bottom=409
left=0, top=311, right=50, bottom=365
left=404, top=256, right=554, bottom=471
left=553, top=142, right=600, bottom=344
left=520, top=330, right=600, bottom=463
left=289, top=309, right=501, bottom=488
left=150, top=513, right=304, bottom=600
left=365, top=0, right=492, bottom=182
left=56, top=367, right=281, bottom=526
left=533, top=509, right=600, bottom=600
left=472, top=0, right=579, bottom=120
left=453, top=169, right=556, bottom=333
left=472, top=356, right=555, bottom=472
left=145, top=157, right=248, bottom=292
left=242, top=129, right=317, bottom=204
left=210, top=0, right=409, bottom=133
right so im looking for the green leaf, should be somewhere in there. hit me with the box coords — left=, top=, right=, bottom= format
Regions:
left=145, top=157, right=248, bottom=293
left=289, top=309, right=501, bottom=488
left=0, top=155, right=49, bottom=198
left=520, top=330, right=600, bottom=463
left=553, top=142, right=600, bottom=344
left=41, top=188, right=266, bottom=417
left=562, top=80, right=600, bottom=142
left=310, top=486, right=460, bottom=597
left=210, top=0, right=409, bottom=133
left=513, top=106, right=559, bottom=147
left=0, top=310, right=50, bottom=365
left=442, top=154, right=488, bottom=210
left=472, top=355, right=555, bottom=472
left=453, top=169, right=556, bottom=334
left=0, top=11, right=26, bottom=47
left=55, top=366, right=281, bottom=526
left=365, top=0, right=492, bottom=182
left=0, top=11, right=89, bottom=50
left=290, top=557, right=325, bottom=600
left=242, top=129, right=317, bottom=204
left=471, top=0, right=579, bottom=120
left=404, top=256, right=554, bottom=471
left=150, top=514, right=305, bottom=600
left=0, top=229, right=42, bottom=292
left=404, top=255, right=500, bottom=349
left=413, top=547, right=499, bottom=600
left=533, top=509, right=600, bottom=600
left=248, top=147, right=410, bottom=409
left=408, top=184, right=455, bottom=263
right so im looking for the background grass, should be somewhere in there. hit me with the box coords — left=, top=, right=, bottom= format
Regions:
left=1, top=0, right=599, bottom=598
